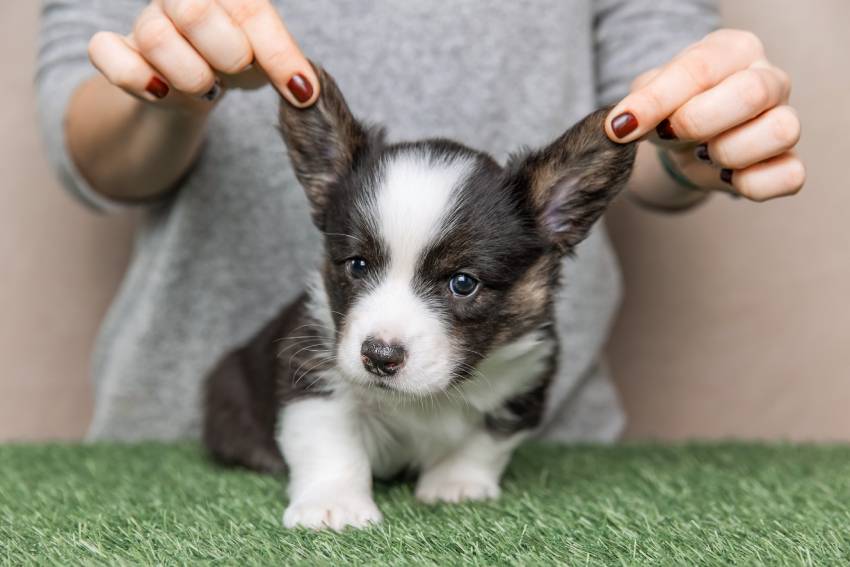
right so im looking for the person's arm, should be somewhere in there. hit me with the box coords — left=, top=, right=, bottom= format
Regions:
left=65, top=74, right=212, bottom=203
left=39, top=0, right=319, bottom=208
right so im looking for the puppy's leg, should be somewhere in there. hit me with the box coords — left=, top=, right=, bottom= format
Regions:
left=279, top=396, right=381, bottom=530
left=203, top=348, right=286, bottom=474
left=415, top=429, right=526, bottom=504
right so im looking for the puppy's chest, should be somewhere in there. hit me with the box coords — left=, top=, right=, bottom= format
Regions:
left=356, top=402, right=478, bottom=478
left=352, top=332, right=556, bottom=478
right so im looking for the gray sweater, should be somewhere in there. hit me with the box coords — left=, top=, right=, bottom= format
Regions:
left=37, top=0, right=718, bottom=441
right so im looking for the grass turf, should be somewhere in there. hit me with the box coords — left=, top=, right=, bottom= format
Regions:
left=2, top=443, right=850, bottom=565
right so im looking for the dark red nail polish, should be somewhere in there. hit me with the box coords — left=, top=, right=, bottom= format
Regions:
left=656, top=119, right=677, bottom=140
left=200, top=80, right=222, bottom=102
left=721, top=168, right=734, bottom=185
left=695, top=144, right=711, bottom=162
left=286, top=73, right=313, bottom=104
left=611, top=112, right=638, bottom=139
left=145, top=76, right=169, bottom=99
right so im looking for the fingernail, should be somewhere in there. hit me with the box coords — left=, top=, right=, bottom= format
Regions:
left=200, top=79, right=222, bottom=102
left=286, top=72, right=314, bottom=104
left=695, top=144, right=711, bottom=163
left=720, top=168, right=734, bottom=185
left=656, top=119, right=677, bottom=140
left=611, top=112, right=638, bottom=139
left=145, top=76, right=169, bottom=99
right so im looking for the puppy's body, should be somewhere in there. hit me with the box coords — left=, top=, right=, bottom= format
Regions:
left=204, top=66, right=636, bottom=530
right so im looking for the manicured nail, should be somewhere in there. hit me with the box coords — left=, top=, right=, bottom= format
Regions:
left=611, top=112, right=638, bottom=139
left=200, top=80, right=222, bottom=102
left=286, top=72, right=314, bottom=104
left=695, top=144, right=711, bottom=163
left=145, top=76, right=169, bottom=99
left=656, top=119, right=677, bottom=140
left=720, top=168, right=734, bottom=185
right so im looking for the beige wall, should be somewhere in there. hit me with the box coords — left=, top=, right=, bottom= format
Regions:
left=607, top=1, right=850, bottom=440
left=1, top=2, right=847, bottom=441
left=0, top=2, right=134, bottom=440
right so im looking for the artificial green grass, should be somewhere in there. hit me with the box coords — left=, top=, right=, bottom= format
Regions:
left=2, top=442, right=850, bottom=565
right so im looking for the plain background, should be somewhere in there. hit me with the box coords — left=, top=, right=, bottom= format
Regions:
left=2, top=1, right=848, bottom=441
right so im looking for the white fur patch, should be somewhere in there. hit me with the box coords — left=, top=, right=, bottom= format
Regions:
left=415, top=429, right=524, bottom=504
left=278, top=397, right=381, bottom=530
left=337, top=150, right=475, bottom=395
left=377, top=152, right=471, bottom=280
left=459, top=330, right=556, bottom=413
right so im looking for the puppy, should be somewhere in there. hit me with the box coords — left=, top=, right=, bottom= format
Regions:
left=203, top=65, right=636, bottom=531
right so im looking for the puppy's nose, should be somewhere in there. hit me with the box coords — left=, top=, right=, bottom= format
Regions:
left=360, top=338, right=406, bottom=377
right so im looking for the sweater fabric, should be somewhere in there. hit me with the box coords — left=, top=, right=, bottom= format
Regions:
left=37, top=0, right=718, bottom=441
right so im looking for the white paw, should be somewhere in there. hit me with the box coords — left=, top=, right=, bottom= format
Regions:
left=415, top=473, right=501, bottom=504
left=282, top=493, right=382, bottom=531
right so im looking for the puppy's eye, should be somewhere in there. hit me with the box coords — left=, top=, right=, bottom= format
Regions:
left=346, top=257, right=369, bottom=279
left=449, top=273, right=479, bottom=297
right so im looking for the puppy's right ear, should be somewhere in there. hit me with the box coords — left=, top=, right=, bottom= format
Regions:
left=279, top=64, right=382, bottom=230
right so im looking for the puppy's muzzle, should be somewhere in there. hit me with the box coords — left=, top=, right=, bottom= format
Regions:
left=360, top=338, right=406, bottom=377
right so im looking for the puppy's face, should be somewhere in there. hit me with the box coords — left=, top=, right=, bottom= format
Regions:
left=319, top=143, right=550, bottom=396
left=280, top=67, right=636, bottom=397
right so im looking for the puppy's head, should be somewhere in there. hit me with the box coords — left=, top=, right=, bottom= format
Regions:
left=280, top=66, right=636, bottom=397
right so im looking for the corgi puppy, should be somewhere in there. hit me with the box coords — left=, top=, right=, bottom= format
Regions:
left=203, top=65, right=636, bottom=531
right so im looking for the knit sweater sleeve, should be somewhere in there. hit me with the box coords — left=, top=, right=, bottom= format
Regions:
left=36, top=0, right=144, bottom=212
left=593, top=0, right=721, bottom=106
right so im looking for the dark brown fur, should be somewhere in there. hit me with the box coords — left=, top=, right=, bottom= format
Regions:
left=203, top=295, right=331, bottom=474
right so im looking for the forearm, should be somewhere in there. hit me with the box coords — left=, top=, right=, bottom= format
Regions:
left=626, top=142, right=709, bottom=211
left=65, top=75, right=211, bottom=202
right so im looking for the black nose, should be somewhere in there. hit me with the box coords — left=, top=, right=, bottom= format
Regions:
left=360, top=338, right=406, bottom=377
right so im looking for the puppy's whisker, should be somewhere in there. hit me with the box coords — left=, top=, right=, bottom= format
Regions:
left=278, top=340, right=327, bottom=357
left=288, top=322, right=335, bottom=335
left=292, top=355, right=335, bottom=384
left=294, top=356, right=336, bottom=386
left=324, top=232, right=363, bottom=243
left=287, top=343, right=332, bottom=366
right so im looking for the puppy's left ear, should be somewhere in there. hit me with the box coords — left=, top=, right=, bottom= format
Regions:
left=509, top=107, right=637, bottom=254
left=279, top=63, right=383, bottom=230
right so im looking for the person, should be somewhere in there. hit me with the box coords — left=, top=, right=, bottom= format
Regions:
left=37, top=0, right=804, bottom=441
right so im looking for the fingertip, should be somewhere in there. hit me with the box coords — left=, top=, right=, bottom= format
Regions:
left=608, top=109, right=639, bottom=142
left=603, top=108, right=618, bottom=141
left=283, top=71, right=316, bottom=107
left=145, top=76, right=170, bottom=99
left=301, top=62, right=322, bottom=105
left=281, top=63, right=320, bottom=108
left=656, top=118, right=678, bottom=141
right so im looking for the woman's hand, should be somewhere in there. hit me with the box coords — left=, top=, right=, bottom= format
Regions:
left=70, top=0, right=318, bottom=202
left=606, top=29, right=805, bottom=203
left=88, top=0, right=319, bottom=111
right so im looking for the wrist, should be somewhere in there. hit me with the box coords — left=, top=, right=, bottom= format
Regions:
left=655, top=147, right=702, bottom=192
left=626, top=142, right=710, bottom=212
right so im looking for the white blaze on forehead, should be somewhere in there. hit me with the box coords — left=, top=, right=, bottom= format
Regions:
left=335, top=150, right=475, bottom=395
left=376, top=151, right=474, bottom=278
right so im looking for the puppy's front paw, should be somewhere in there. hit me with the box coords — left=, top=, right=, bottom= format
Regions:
left=415, top=472, right=501, bottom=504
left=283, top=493, right=382, bottom=531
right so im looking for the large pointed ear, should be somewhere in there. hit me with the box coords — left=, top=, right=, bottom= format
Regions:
left=279, top=63, right=383, bottom=230
left=508, top=107, right=637, bottom=255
